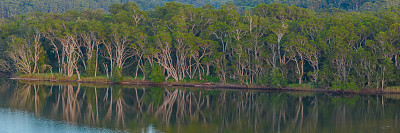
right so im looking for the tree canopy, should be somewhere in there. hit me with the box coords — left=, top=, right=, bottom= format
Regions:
left=2, top=2, right=400, bottom=90
left=1, top=0, right=400, bottom=18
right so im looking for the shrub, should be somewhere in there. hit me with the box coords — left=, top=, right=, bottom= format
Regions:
left=330, top=79, right=360, bottom=91
left=149, top=64, right=165, bottom=83
left=111, top=67, right=123, bottom=82
left=270, top=68, right=287, bottom=88
left=84, top=51, right=99, bottom=77
left=330, top=79, right=343, bottom=90
left=345, top=82, right=359, bottom=91
left=203, top=75, right=220, bottom=83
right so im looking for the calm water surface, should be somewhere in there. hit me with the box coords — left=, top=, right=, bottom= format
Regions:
left=0, top=78, right=399, bottom=133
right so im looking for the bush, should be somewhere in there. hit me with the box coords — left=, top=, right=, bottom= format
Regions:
left=330, top=79, right=342, bottom=90
left=269, top=68, right=287, bottom=88
left=287, top=83, right=316, bottom=90
left=111, top=67, right=123, bottom=82
left=149, top=64, right=165, bottom=83
left=85, top=51, right=100, bottom=77
left=203, top=75, right=220, bottom=83
left=330, top=79, right=359, bottom=91
left=345, top=82, right=359, bottom=91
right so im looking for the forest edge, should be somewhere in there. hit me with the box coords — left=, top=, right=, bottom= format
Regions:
left=10, top=75, right=400, bottom=95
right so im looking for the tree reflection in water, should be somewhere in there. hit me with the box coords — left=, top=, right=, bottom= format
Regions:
left=1, top=81, right=400, bottom=132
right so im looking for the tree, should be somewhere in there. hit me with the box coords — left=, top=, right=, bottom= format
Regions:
left=304, top=40, right=321, bottom=84
left=7, top=37, right=33, bottom=74
left=152, top=26, right=178, bottom=81
left=286, top=35, right=308, bottom=84
left=379, top=58, right=394, bottom=91
left=5, top=2, right=400, bottom=90
left=7, top=29, right=43, bottom=74
left=111, top=23, right=134, bottom=75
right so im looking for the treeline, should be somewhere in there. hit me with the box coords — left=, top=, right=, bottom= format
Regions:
left=0, top=0, right=230, bottom=18
left=2, top=0, right=400, bottom=19
left=2, top=2, right=400, bottom=90
left=233, top=0, right=400, bottom=11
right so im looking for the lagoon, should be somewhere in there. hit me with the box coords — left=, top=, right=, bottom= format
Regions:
left=0, top=79, right=399, bottom=132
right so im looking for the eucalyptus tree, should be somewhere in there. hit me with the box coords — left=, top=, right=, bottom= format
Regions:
left=299, top=17, right=325, bottom=41
left=322, top=16, right=358, bottom=86
left=80, top=20, right=103, bottom=77
left=304, top=40, right=322, bottom=84
left=190, top=38, right=215, bottom=80
left=151, top=26, right=178, bottom=81
left=169, top=10, right=195, bottom=80
left=297, top=17, right=325, bottom=84
left=109, top=23, right=135, bottom=78
left=6, top=2, right=400, bottom=90
left=244, top=12, right=269, bottom=83
left=208, top=5, right=235, bottom=53
left=122, top=2, right=147, bottom=27
left=229, top=15, right=249, bottom=82
left=376, top=31, right=397, bottom=90
left=353, top=45, right=377, bottom=87
left=36, top=15, right=81, bottom=79
left=7, top=36, right=34, bottom=74
left=385, top=23, right=400, bottom=67
left=6, top=27, right=44, bottom=74
left=206, top=3, right=240, bottom=83
left=132, top=31, right=148, bottom=79
left=58, top=23, right=82, bottom=79
left=286, top=35, right=308, bottom=84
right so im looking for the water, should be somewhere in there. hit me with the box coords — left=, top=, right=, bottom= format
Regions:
left=0, top=108, right=118, bottom=133
left=0, top=79, right=400, bottom=132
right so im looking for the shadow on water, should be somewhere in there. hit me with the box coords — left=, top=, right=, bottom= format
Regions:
left=0, top=79, right=400, bottom=132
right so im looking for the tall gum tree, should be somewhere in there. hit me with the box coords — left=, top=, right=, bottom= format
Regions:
left=245, top=13, right=269, bottom=83
left=110, top=23, right=134, bottom=77
left=286, top=35, right=308, bottom=84
left=152, top=27, right=179, bottom=81
left=7, top=37, right=33, bottom=74
left=7, top=28, right=43, bottom=74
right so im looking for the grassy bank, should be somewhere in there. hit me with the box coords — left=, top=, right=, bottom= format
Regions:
left=287, top=83, right=317, bottom=90
left=13, top=73, right=400, bottom=94
left=18, top=73, right=112, bottom=83
left=14, top=73, right=314, bottom=90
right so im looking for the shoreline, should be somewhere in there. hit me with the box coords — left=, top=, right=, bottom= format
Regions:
left=10, top=76, right=400, bottom=95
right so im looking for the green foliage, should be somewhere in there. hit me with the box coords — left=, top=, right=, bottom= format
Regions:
left=18, top=73, right=79, bottom=81
left=203, top=75, right=220, bottom=83
left=345, top=82, right=359, bottom=91
left=84, top=51, right=99, bottom=77
left=235, top=0, right=397, bottom=11
left=287, top=83, right=316, bottom=90
left=269, top=68, right=287, bottom=88
left=5, top=2, right=400, bottom=90
left=37, top=46, right=47, bottom=73
left=0, top=0, right=229, bottom=19
left=111, top=67, right=123, bottom=82
left=331, top=79, right=359, bottom=91
left=149, top=64, right=165, bottom=83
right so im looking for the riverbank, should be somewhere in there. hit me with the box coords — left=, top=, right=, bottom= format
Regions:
left=11, top=73, right=400, bottom=95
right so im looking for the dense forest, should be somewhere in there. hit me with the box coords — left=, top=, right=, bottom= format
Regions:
left=0, top=0, right=230, bottom=18
left=2, top=2, right=400, bottom=90
left=232, top=0, right=400, bottom=11
left=1, top=0, right=400, bottom=18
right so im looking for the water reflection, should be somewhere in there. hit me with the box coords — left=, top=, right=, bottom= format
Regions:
left=1, top=80, right=400, bottom=132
